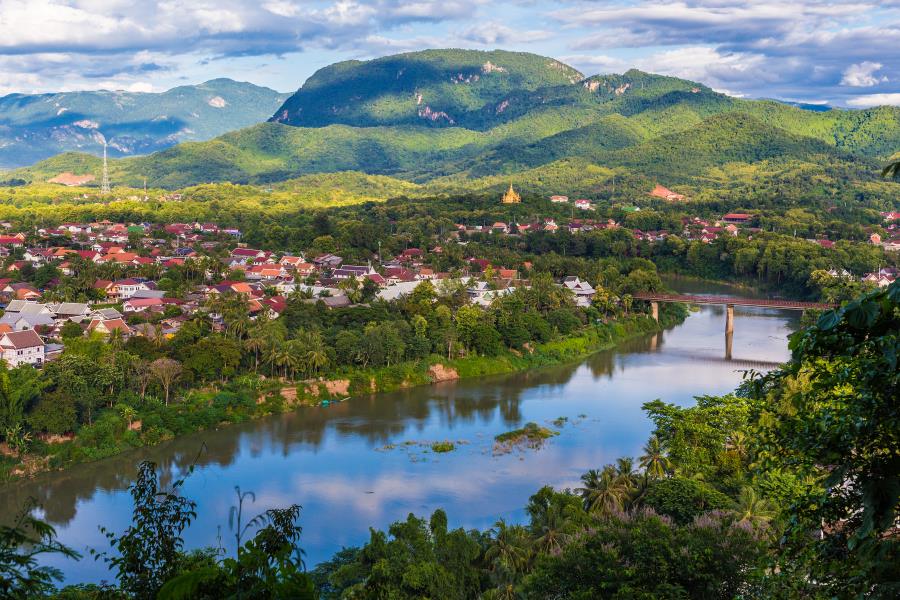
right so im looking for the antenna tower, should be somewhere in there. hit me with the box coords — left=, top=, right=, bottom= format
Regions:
left=100, top=142, right=111, bottom=195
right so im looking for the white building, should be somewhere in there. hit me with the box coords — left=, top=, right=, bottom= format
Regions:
left=562, top=276, right=596, bottom=307
left=0, top=330, right=45, bottom=367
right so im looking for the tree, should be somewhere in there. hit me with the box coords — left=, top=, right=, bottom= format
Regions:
left=59, top=320, right=84, bottom=340
left=96, top=461, right=196, bottom=600
left=642, top=477, right=732, bottom=525
left=577, top=466, right=630, bottom=515
left=753, top=281, right=900, bottom=595
left=639, top=435, right=672, bottom=479
left=0, top=499, right=80, bottom=598
left=732, top=486, right=776, bottom=527
left=150, top=358, right=182, bottom=406
left=0, top=363, right=44, bottom=440
left=485, top=520, right=530, bottom=594
left=132, top=359, right=153, bottom=399
left=521, top=510, right=768, bottom=599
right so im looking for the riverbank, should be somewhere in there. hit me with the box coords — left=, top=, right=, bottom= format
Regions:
left=1, top=308, right=685, bottom=483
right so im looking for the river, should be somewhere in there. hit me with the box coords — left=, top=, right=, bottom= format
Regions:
left=0, top=281, right=799, bottom=585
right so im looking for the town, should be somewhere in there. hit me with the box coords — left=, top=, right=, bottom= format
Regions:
left=0, top=183, right=896, bottom=367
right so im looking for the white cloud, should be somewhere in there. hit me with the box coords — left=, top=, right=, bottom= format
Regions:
left=460, top=22, right=551, bottom=45
left=634, top=46, right=769, bottom=87
left=840, top=61, right=887, bottom=87
left=263, top=1, right=301, bottom=18
left=125, top=82, right=155, bottom=93
left=846, top=93, right=900, bottom=108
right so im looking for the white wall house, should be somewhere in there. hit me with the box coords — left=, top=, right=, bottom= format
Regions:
left=0, top=330, right=45, bottom=367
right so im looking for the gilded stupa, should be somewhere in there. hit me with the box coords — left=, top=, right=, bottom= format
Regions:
left=501, top=182, right=521, bottom=204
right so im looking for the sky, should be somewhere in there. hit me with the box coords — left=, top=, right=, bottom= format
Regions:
left=0, top=0, right=898, bottom=107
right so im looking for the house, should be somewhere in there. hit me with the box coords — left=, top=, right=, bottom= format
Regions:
left=550, top=195, right=569, bottom=203
left=0, top=311, right=55, bottom=331
left=231, top=247, right=270, bottom=262
left=123, top=298, right=165, bottom=313
left=0, top=233, right=25, bottom=247
left=86, top=318, right=132, bottom=336
left=332, top=265, right=375, bottom=280
left=562, top=276, right=596, bottom=307
left=91, top=307, right=124, bottom=321
left=722, top=213, right=752, bottom=225
left=649, top=184, right=685, bottom=202
left=399, top=248, right=424, bottom=262
left=280, top=255, right=307, bottom=269
left=46, top=302, right=91, bottom=322
left=0, top=330, right=45, bottom=366
left=863, top=268, right=898, bottom=288
left=467, top=281, right=515, bottom=306
left=491, top=222, right=509, bottom=234
left=3, top=282, right=41, bottom=301
left=383, top=267, right=417, bottom=284
left=574, top=199, right=594, bottom=211
left=312, top=253, right=343, bottom=268
left=107, top=278, right=152, bottom=300
left=246, top=264, right=286, bottom=280
left=130, top=289, right=167, bottom=300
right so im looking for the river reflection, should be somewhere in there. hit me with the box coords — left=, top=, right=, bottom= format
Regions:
left=0, top=281, right=799, bottom=585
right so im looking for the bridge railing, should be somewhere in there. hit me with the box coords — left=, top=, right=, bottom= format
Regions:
left=632, top=293, right=836, bottom=311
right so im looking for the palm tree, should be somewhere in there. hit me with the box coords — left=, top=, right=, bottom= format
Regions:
left=726, top=431, right=749, bottom=462
left=244, top=332, right=266, bottom=372
left=732, top=486, right=777, bottom=527
left=639, top=436, right=671, bottom=479
left=108, top=328, right=124, bottom=350
left=305, top=348, right=329, bottom=377
left=227, top=315, right=251, bottom=340
left=275, top=345, right=298, bottom=380
left=616, top=457, right=637, bottom=486
left=577, top=465, right=629, bottom=514
left=533, top=513, right=566, bottom=555
left=485, top=519, right=530, bottom=582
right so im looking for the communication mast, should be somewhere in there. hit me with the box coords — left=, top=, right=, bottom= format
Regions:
left=100, top=142, right=111, bottom=195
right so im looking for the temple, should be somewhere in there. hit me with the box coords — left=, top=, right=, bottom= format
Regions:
left=501, top=183, right=521, bottom=204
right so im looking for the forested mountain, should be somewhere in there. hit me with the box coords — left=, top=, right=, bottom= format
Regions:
left=7, top=49, right=900, bottom=195
left=0, top=79, right=288, bottom=168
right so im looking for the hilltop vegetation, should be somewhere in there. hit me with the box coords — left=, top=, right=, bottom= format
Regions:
left=3, top=49, right=899, bottom=212
left=0, top=79, right=288, bottom=168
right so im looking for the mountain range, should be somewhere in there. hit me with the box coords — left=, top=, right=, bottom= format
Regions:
left=7, top=49, right=900, bottom=198
left=0, top=79, right=288, bottom=169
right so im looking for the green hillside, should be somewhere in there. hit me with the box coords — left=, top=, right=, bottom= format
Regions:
left=271, top=49, right=584, bottom=129
left=0, top=79, right=288, bottom=168
left=7, top=49, right=900, bottom=200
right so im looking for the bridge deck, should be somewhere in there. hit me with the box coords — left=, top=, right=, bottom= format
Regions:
left=633, top=293, right=835, bottom=311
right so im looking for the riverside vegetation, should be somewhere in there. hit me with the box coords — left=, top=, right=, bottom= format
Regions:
left=1, top=280, right=896, bottom=598
left=0, top=254, right=684, bottom=481
left=0, top=174, right=892, bottom=479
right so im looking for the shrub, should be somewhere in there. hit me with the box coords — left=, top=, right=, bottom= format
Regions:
left=643, top=477, right=732, bottom=524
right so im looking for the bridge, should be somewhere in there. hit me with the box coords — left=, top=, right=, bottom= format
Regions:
left=633, top=292, right=836, bottom=334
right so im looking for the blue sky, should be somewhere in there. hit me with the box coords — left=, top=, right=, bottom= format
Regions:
left=1, top=0, right=898, bottom=107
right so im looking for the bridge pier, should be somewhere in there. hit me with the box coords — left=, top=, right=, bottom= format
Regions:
left=725, top=304, right=734, bottom=334
left=725, top=331, right=733, bottom=360
left=650, top=301, right=659, bottom=323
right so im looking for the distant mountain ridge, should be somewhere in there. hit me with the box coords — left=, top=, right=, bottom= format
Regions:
left=8, top=49, right=900, bottom=194
left=0, top=79, right=288, bottom=168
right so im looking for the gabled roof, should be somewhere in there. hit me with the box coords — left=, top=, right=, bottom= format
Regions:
left=0, top=329, right=43, bottom=349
